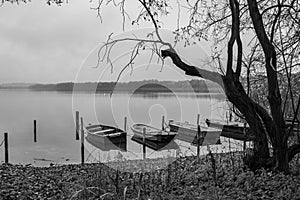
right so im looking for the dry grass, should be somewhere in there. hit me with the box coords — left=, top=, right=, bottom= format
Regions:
left=1, top=152, right=300, bottom=200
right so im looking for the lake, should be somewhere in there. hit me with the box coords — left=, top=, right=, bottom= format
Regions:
left=0, top=89, right=247, bottom=167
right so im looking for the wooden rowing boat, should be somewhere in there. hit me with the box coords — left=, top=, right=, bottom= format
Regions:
left=131, top=135, right=179, bottom=151
left=205, top=119, right=248, bottom=133
left=131, top=123, right=176, bottom=142
left=85, top=124, right=127, bottom=151
left=205, top=119, right=255, bottom=141
left=169, top=121, right=221, bottom=145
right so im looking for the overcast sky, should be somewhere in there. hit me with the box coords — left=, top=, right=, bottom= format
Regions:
left=0, top=1, right=216, bottom=84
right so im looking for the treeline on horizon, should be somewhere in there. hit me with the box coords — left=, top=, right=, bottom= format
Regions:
left=28, top=80, right=222, bottom=93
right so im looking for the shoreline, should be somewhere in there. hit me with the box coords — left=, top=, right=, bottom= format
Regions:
left=1, top=153, right=300, bottom=199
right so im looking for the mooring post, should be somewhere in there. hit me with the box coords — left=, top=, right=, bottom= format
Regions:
left=197, top=114, right=201, bottom=157
left=124, top=116, right=127, bottom=132
left=34, top=120, right=37, bottom=143
left=297, top=119, right=300, bottom=143
left=196, top=114, right=200, bottom=125
left=243, top=123, right=247, bottom=152
left=4, top=132, right=8, bottom=163
left=162, top=115, right=165, bottom=130
left=197, top=125, right=201, bottom=157
left=75, top=111, right=79, bottom=140
left=80, top=117, right=84, bottom=164
left=143, top=127, right=146, bottom=160
left=226, top=112, right=228, bottom=125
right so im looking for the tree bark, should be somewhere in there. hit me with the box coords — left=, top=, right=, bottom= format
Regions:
left=288, top=144, right=300, bottom=162
left=247, top=0, right=288, bottom=172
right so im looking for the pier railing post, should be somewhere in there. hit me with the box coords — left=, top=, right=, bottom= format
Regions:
left=80, top=117, right=84, bottom=164
left=76, top=111, right=79, bottom=140
left=4, top=132, right=8, bottom=163
left=143, top=127, right=146, bottom=160
left=34, top=120, right=37, bottom=143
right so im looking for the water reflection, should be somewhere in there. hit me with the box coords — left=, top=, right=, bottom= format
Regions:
left=130, top=92, right=225, bottom=100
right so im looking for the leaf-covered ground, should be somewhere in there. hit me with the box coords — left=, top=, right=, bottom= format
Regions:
left=1, top=152, right=300, bottom=200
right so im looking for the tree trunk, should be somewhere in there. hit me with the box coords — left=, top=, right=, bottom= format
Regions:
left=247, top=0, right=289, bottom=172
left=222, top=76, right=270, bottom=168
left=275, top=143, right=288, bottom=172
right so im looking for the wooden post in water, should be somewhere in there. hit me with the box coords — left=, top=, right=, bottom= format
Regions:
left=162, top=115, right=165, bottom=130
left=297, top=120, right=300, bottom=143
left=243, top=123, right=247, bottom=152
left=4, top=132, right=8, bottom=163
left=229, top=111, right=233, bottom=122
left=33, top=120, right=37, bottom=143
left=197, top=125, right=201, bottom=157
left=80, top=117, right=84, bottom=164
left=124, top=116, right=127, bottom=131
left=197, top=114, right=201, bottom=157
left=143, top=127, right=146, bottom=160
left=75, top=111, right=79, bottom=140
left=196, top=114, right=200, bottom=125
left=226, top=112, right=228, bottom=125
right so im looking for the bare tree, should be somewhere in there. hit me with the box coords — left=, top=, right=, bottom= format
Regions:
left=4, top=0, right=300, bottom=172
left=95, top=0, right=300, bottom=172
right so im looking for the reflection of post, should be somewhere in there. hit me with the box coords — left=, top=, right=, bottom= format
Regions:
left=162, top=116, right=165, bottom=130
left=243, top=123, right=247, bottom=151
left=76, top=111, right=79, bottom=140
left=80, top=117, right=84, bottom=164
left=124, top=116, right=127, bottom=132
left=143, top=127, right=146, bottom=160
left=34, top=120, right=37, bottom=143
left=196, top=114, right=200, bottom=125
left=4, top=132, right=8, bottom=163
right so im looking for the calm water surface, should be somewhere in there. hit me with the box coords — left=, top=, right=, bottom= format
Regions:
left=0, top=90, right=245, bottom=166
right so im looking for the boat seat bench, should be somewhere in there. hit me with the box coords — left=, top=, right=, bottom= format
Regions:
left=92, top=129, right=115, bottom=135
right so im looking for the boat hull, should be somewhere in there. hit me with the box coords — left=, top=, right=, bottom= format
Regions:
left=205, top=119, right=247, bottom=133
left=131, top=135, right=179, bottom=151
left=131, top=123, right=176, bottom=142
left=86, top=135, right=127, bottom=151
left=85, top=124, right=127, bottom=151
left=205, top=119, right=255, bottom=141
left=169, top=121, right=221, bottom=145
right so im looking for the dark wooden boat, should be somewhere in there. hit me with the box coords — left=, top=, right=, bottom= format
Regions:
left=169, top=121, right=221, bottom=145
left=131, top=123, right=176, bottom=142
left=205, top=119, right=248, bottom=133
left=131, top=135, right=179, bottom=151
left=205, top=119, right=255, bottom=141
left=85, top=124, right=127, bottom=151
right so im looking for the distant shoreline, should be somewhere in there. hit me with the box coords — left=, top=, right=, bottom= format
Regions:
left=0, top=80, right=223, bottom=93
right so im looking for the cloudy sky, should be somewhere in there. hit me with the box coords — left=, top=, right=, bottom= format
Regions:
left=0, top=1, right=215, bottom=84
